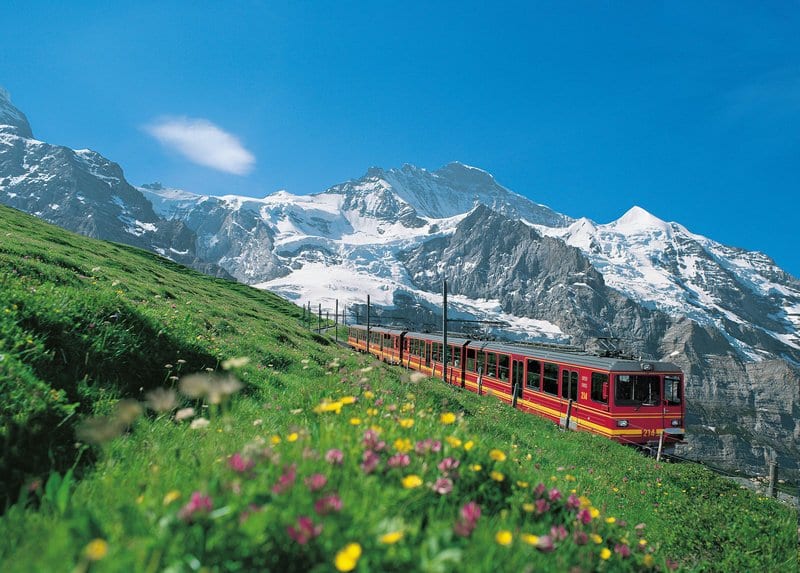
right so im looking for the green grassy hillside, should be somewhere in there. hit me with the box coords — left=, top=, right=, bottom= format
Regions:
left=0, top=204, right=796, bottom=572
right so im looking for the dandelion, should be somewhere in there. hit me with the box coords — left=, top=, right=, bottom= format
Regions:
left=590, top=507, right=601, bottom=519
left=364, top=390, right=375, bottom=399
left=643, top=554, right=655, bottom=567
left=521, top=533, right=539, bottom=546
left=287, top=432, right=299, bottom=442
left=349, top=417, right=361, bottom=425
left=522, top=503, right=534, bottom=513
left=325, top=449, right=344, bottom=465
left=605, top=516, right=616, bottom=524
left=84, top=539, right=108, bottom=561
left=163, top=490, right=181, bottom=506
left=175, top=407, right=195, bottom=421
left=489, top=449, right=507, bottom=462
left=366, top=408, right=378, bottom=417
left=270, top=435, right=282, bottom=445
left=287, top=516, right=322, bottom=545
left=189, top=418, right=210, bottom=430
left=489, top=471, right=505, bottom=482
left=341, top=396, right=357, bottom=405
left=178, top=492, right=213, bottom=522
left=440, top=412, right=456, bottom=424
left=314, top=493, right=343, bottom=515
left=393, top=438, right=413, bottom=453
left=334, top=543, right=362, bottom=572
left=145, top=388, right=178, bottom=413
left=495, top=530, right=513, bottom=546
left=516, top=480, right=529, bottom=488
left=401, top=474, right=423, bottom=489
left=399, top=418, right=414, bottom=429
left=445, top=436, right=462, bottom=448
left=470, top=464, right=482, bottom=472
left=600, top=548, right=612, bottom=560
left=379, top=531, right=404, bottom=544
left=590, top=534, right=603, bottom=545
left=463, top=440, right=474, bottom=451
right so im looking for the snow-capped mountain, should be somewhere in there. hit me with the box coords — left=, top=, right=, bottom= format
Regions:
left=2, top=86, right=797, bottom=479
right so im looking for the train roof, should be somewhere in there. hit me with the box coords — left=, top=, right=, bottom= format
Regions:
left=347, top=324, right=681, bottom=373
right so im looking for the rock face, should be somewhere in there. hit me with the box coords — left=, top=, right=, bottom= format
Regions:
left=1, top=86, right=798, bottom=479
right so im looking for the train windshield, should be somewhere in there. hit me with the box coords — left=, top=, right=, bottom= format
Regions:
left=664, top=375, right=682, bottom=405
left=614, top=374, right=660, bottom=407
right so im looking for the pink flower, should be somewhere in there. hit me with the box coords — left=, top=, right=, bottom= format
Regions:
left=566, top=494, right=581, bottom=511
left=415, top=438, right=442, bottom=455
left=573, top=530, right=588, bottom=545
left=535, top=498, right=550, bottom=514
left=460, top=501, right=481, bottom=523
left=361, top=450, right=380, bottom=474
left=437, top=457, right=460, bottom=475
left=287, top=516, right=322, bottom=544
left=454, top=501, right=481, bottom=537
left=304, top=473, right=327, bottom=492
left=272, top=464, right=297, bottom=495
left=387, top=453, right=410, bottom=468
left=615, top=543, right=631, bottom=558
left=535, top=535, right=555, bottom=552
left=314, top=493, right=343, bottom=515
left=533, top=482, right=546, bottom=497
left=577, top=508, right=592, bottom=525
left=228, top=452, right=255, bottom=474
left=362, top=429, right=386, bottom=451
left=178, top=491, right=213, bottom=522
left=432, top=477, right=453, bottom=495
left=325, top=449, right=344, bottom=465
left=548, top=488, right=562, bottom=502
left=550, top=525, right=568, bottom=542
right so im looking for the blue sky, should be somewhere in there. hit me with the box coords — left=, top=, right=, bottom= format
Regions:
left=2, top=1, right=799, bottom=277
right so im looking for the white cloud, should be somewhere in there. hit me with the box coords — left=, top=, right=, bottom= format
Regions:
left=145, top=117, right=255, bottom=175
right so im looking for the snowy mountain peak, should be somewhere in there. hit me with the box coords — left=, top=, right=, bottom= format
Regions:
left=612, top=205, right=670, bottom=233
left=0, top=86, right=34, bottom=139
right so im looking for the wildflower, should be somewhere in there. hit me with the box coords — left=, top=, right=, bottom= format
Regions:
left=534, top=483, right=546, bottom=497
left=577, top=508, right=593, bottom=525
left=566, top=494, right=581, bottom=511
left=445, top=436, right=462, bottom=448
left=379, top=531, right=404, bottom=544
left=341, top=396, right=357, bottom=405
left=470, top=464, right=482, bottom=472
left=454, top=501, right=481, bottom=537
left=361, top=450, right=380, bottom=474
left=409, top=371, right=426, bottom=383
left=363, top=429, right=386, bottom=451
left=534, top=535, right=555, bottom=552
left=272, top=464, right=297, bottom=495
left=415, top=439, right=442, bottom=455
left=222, top=356, right=250, bottom=370
left=314, top=493, right=343, bottom=515
left=305, top=473, right=327, bottom=492
left=163, top=490, right=181, bottom=506
left=495, top=530, right=513, bottom=546
left=489, top=470, right=505, bottom=482
left=190, top=418, right=210, bottom=430
left=402, top=474, right=423, bottom=489
left=535, top=499, right=550, bottom=514
left=516, top=480, right=529, bottom=488
left=325, top=449, right=344, bottom=465
left=548, top=488, right=562, bottom=502
left=463, top=440, right=474, bottom=451
left=615, top=543, right=631, bottom=558
left=364, top=390, right=375, bottom=399
left=433, top=477, right=454, bottom=495
left=253, top=418, right=263, bottom=426
left=590, top=534, right=603, bottom=545
left=521, top=533, right=539, bottom=546
left=590, top=507, right=601, bottom=519
left=522, top=503, right=535, bottom=513
left=393, top=438, right=413, bottom=453
left=334, top=543, right=362, bottom=572
left=228, top=453, right=255, bottom=474
left=550, top=525, right=568, bottom=542
left=399, top=418, right=414, bottom=429
left=573, top=530, right=588, bottom=545
left=314, top=400, right=343, bottom=414
left=271, top=435, right=282, bottom=445
left=84, top=539, right=108, bottom=561
left=600, top=548, right=612, bottom=560
left=287, top=432, right=299, bottom=442
left=489, top=449, right=507, bottom=462
left=178, top=492, right=213, bottom=522
left=287, top=516, right=322, bottom=544
left=366, top=408, right=378, bottom=417
left=605, top=516, right=616, bottom=524
left=387, top=453, right=411, bottom=468
left=438, top=457, right=460, bottom=475
left=145, top=388, right=178, bottom=413
left=440, top=412, right=456, bottom=424
left=179, top=373, right=211, bottom=398
left=643, top=554, right=655, bottom=567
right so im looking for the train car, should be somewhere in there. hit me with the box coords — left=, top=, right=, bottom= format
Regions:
left=346, top=324, right=684, bottom=447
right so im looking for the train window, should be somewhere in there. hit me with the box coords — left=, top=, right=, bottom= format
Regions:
left=591, top=373, right=609, bottom=404
left=543, top=362, right=559, bottom=395
left=615, top=375, right=661, bottom=406
left=431, top=342, right=440, bottom=362
left=466, top=348, right=476, bottom=372
left=664, top=375, right=682, bottom=405
left=487, top=353, right=497, bottom=377
left=477, top=351, right=485, bottom=375
left=450, top=345, right=459, bottom=366
left=561, top=370, right=578, bottom=400
left=526, top=359, right=541, bottom=390
left=498, top=354, right=510, bottom=382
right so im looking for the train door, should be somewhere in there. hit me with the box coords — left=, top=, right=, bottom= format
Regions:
left=511, top=359, right=525, bottom=405
left=560, top=369, right=579, bottom=429
left=425, top=341, right=432, bottom=368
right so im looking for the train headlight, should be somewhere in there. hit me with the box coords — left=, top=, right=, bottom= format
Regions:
left=671, top=419, right=681, bottom=427
left=616, top=420, right=629, bottom=428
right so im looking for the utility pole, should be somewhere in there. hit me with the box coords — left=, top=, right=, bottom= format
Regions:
left=318, top=303, right=322, bottom=333
left=335, top=299, right=339, bottom=343
left=366, top=294, right=371, bottom=355
left=442, top=279, right=448, bottom=384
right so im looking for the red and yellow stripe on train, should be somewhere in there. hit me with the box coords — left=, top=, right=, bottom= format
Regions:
left=347, top=325, right=685, bottom=446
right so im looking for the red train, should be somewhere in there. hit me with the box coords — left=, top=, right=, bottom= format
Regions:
left=347, top=324, right=685, bottom=447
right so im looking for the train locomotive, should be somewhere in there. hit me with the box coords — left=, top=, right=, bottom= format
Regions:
left=347, top=324, right=685, bottom=447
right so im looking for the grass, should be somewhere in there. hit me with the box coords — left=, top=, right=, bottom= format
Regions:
left=0, top=203, right=796, bottom=572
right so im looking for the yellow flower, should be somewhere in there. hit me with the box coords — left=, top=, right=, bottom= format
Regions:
left=270, top=435, right=282, bottom=445
left=394, top=438, right=413, bottom=453
left=495, top=530, right=513, bottom=546
left=600, top=548, right=612, bottom=560
left=402, top=474, right=423, bottom=489
left=334, top=543, right=362, bottom=572
left=349, top=417, right=362, bottom=425
left=565, top=474, right=576, bottom=482
left=366, top=408, right=378, bottom=417
left=489, top=449, right=507, bottom=462
left=643, top=554, right=654, bottom=567
left=612, top=487, right=619, bottom=492
left=470, top=464, right=482, bottom=472
left=399, top=418, right=414, bottom=428
left=379, top=531, right=404, bottom=544
left=440, top=412, right=456, bottom=425
left=639, top=539, right=647, bottom=547
left=590, top=507, right=600, bottom=519
left=489, top=470, right=505, bottom=482
left=84, top=539, right=108, bottom=561
left=162, top=490, right=181, bottom=506
left=364, top=390, right=375, bottom=399
left=445, top=436, right=462, bottom=448
left=520, top=533, right=539, bottom=545
left=287, top=432, right=299, bottom=442
left=590, top=534, right=603, bottom=545
left=463, top=440, right=474, bottom=451
left=522, top=503, right=534, bottom=512
left=341, top=396, right=357, bottom=404
left=605, top=516, right=616, bottom=524
left=516, top=480, right=529, bottom=488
